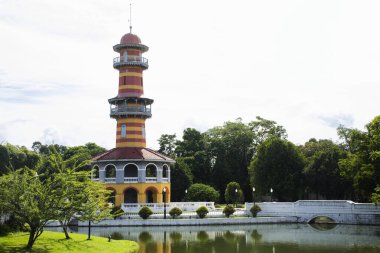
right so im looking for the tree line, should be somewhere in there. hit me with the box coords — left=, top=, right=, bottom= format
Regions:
left=158, top=115, right=380, bottom=203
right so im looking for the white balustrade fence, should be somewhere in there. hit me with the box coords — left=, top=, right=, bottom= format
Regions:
left=121, top=202, right=215, bottom=213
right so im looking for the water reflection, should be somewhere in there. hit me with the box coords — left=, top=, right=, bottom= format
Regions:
left=51, top=224, right=380, bottom=253
left=309, top=222, right=338, bottom=231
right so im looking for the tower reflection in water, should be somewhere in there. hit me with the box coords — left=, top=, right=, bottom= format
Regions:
left=78, top=224, right=380, bottom=253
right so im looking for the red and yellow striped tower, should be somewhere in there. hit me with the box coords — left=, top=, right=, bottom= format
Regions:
left=92, top=30, right=174, bottom=208
left=110, top=33, right=152, bottom=148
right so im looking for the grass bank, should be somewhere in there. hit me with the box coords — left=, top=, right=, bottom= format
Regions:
left=0, top=231, right=139, bottom=253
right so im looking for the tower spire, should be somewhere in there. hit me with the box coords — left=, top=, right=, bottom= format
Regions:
left=129, top=3, right=132, bottom=33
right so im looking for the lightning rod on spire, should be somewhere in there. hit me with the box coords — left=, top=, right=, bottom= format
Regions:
left=129, top=3, right=132, bottom=33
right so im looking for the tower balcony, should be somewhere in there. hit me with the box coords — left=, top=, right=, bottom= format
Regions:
left=113, top=56, right=148, bottom=69
left=110, top=104, right=152, bottom=118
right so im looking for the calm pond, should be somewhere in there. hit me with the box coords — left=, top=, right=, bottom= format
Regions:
left=53, top=223, right=380, bottom=253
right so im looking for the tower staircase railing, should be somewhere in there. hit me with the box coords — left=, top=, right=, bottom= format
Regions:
left=113, top=56, right=148, bottom=68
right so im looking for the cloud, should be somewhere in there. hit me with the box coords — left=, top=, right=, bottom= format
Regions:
left=318, top=114, right=354, bottom=128
left=0, top=79, right=80, bottom=104
left=40, top=128, right=62, bottom=145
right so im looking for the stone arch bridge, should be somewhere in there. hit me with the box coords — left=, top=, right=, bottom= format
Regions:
left=246, top=200, right=380, bottom=225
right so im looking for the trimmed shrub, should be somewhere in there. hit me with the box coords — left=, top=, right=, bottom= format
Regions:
left=111, top=206, right=125, bottom=218
left=250, top=204, right=262, bottom=217
left=196, top=206, right=209, bottom=218
left=169, top=207, right=182, bottom=219
left=138, top=206, right=153, bottom=220
left=223, top=205, right=235, bottom=218
left=186, top=183, right=219, bottom=202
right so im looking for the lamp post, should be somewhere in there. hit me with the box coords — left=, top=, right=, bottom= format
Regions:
left=252, top=187, right=256, bottom=206
left=235, top=188, right=238, bottom=207
left=270, top=188, right=273, bottom=202
left=163, top=188, right=167, bottom=219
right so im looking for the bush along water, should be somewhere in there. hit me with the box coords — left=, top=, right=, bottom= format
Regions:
left=250, top=204, right=262, bottom=217
left=223, top=205, right=235, bottom=218
left=138, top=206, right=153, bottom=219
left=196, top=206, right=209, bottom=218
left=169, top=207, right=182, bottom=219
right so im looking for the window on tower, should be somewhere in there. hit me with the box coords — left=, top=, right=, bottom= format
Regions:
left=123, top=51, right=128, bottom=63
left=142, top=126, right=145, bottom=139
left=121, top=124, right=127, bottom=138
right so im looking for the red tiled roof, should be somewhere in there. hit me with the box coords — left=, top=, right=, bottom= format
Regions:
left=120, top=33, right=141, bottom=44
left=93, top=147, right=175, bottom=162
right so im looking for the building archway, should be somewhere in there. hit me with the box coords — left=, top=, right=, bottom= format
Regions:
left=105, top=164, right=116, bottom=178
left=145, top=187, right=158, bottom=203
left=124, top=188, right=138, bottom=203
left=146, top=164, right=157, bottom=177
left=124, top=163, right=138, bottom=177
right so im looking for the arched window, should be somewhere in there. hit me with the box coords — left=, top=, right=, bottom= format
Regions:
left=105, top=165, right=116, bottom=178
left=121, top=124, right=127, bottom=138
left=93, top=166, right=99, bottom=179
left=124, top=188, right=138, bottom=203
left=146, top=164, right=157, bottom=177
left=124, top=164, right=138, bottom=177
left=162, top=165, right=169, bottom=178
left=123, top=51, right=128, bottom=63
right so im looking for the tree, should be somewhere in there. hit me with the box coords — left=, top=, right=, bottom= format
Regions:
left=249, top=138, right=305, bottom=201
left=175, top=128, right=204, bottom=157
left=205, top=119, right=254, bottom=202
left=170, top=157, right=193, bottom=201
left=0, top=143, right=40, bottom=175
left=185, top=183, right=219, bottom=202
left=45, top=147, right=111, bottom=239
left=77, top=181, right=112, bottom=240
left=248, top=116, right=288, bottom=155
left=371, top=186, right=380, bottom=204
left=46, top=149, right=93, bottom=239
left=0, top=145, right=10, bottom=175
left=301, top=139, right=349, bottom=199
left=337, top=116, right=380, bottom=202
left=224, top=181, right=244, bottom=206
left=175, top=128, right=212, bottom=184
left=158, top=134, right=177, bottom=158
left=84, top=142, right=107, bottom=157
left=0, top=169, right=64, bottom=250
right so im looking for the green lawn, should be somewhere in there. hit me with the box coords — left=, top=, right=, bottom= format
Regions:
left=0, top=231, right=139, bottom=253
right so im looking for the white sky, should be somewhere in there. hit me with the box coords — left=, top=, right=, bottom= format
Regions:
left=0, top=0, right=380, bottom=150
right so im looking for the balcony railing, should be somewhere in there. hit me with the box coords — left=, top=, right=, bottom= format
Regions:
left=124, top=177, right=138, bottom=183
left=113, top=56, right=148, bottom=69
left=110, top=105, right=151, bottom=117
left=146, top=177, right=157, bottom=183
left=162, top=178, right=169, bottom=183
left=104, top=178, right=116, bottom=183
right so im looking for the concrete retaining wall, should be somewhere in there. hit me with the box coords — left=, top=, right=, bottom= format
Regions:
left=78, top=216, right=297, bottom=227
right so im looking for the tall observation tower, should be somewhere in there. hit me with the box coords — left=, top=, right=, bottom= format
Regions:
left=92, top=29, right=174, bottom=208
